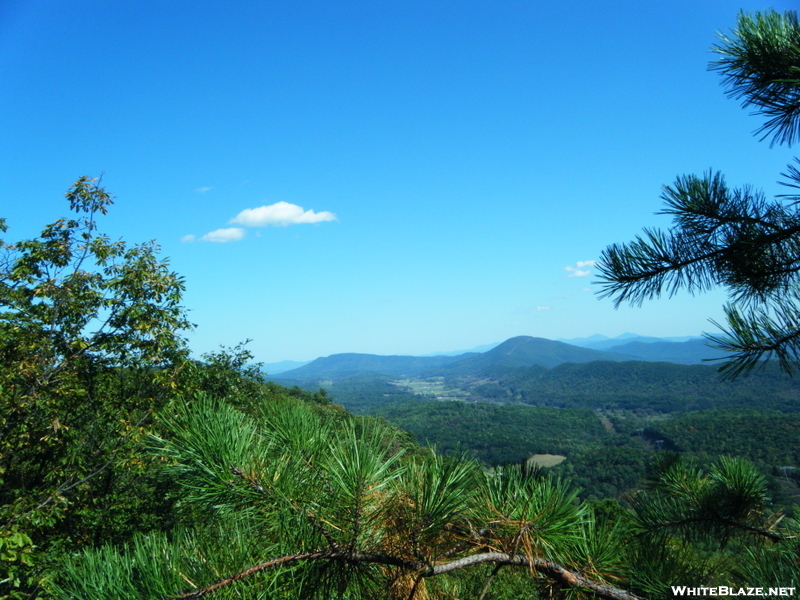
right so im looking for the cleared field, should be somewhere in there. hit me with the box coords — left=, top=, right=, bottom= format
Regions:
left=528, top=454, right=567, bottom=468
left=392, top=377, right=471, bottom=401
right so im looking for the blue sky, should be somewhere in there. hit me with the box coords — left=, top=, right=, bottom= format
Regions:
left=1, top=0, right=798, bottom=363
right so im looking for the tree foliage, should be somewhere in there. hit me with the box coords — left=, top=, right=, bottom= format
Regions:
left=711, top=10, right=800, bottom=147
left=626, top=455, right=799, bottom=596
left=597, top=9, right=800, bottom=377
left=0, top=177, right=191, bottom=597
left=50, top=395, right=632, bottom=599
left=50, top=395, right=799, bottom=600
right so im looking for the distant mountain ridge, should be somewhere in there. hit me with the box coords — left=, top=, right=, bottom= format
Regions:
left=277, top=352, right=472, bottom=380
left=559, top=333, right=702, bottom=350
left=420, top=341, right=501, bottom=357
left=608, top=339, right=726, bottom=365
left=273, top=333, right=717, bottom=382
left=425, top=336, right=636, bottom=377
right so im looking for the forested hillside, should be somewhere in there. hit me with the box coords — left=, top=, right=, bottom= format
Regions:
left=374, top=401, right=607, bottom=465
left=274, top=350, right=800, bottom=509
left=278, top=359, right=800, bottom=415
left=477, top=360, right=800, bottom=412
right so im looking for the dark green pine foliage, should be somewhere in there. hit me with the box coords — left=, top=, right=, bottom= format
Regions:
left=712, top=10, right=800, bottom=147
left=49, top=393, right=800, bottom=600
left=598, top=9, right=800, bottom=378
left=626, top=454, right=799, bottom=596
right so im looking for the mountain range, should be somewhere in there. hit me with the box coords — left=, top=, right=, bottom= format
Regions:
left=559, top=333, right=701, bottom=350
left=273, top=334, right=724, bottom=381
left=272, top=352, right=471, bottom=380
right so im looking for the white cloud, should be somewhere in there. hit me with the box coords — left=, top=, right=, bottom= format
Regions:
left=514, top=305, right=552, bottom=315
left=230, top=201, right=337, bottom=227
left=200, top=227, right=246, bottom=243
left=181, top=234, right=196, bottom=243
left=565, top=260, right=597, bottom=278
left=195, top=186, right=212, bottom=193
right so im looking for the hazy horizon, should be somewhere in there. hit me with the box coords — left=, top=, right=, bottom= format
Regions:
left=262, top=331, right=706, bottom=367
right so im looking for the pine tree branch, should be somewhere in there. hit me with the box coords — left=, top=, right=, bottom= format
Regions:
left=597, top=234, right=724, bottom=307
left=166, top=551, right=416, bottom=599
left=598, top=219, right=800, bottom=307
left=705, top=296, right=800, bottom=377
left=636, top=516, right=784, bottom=543
left=430, top=553, right=644, bottom=600
left=165, top=550, right=646, bottom=600
left=710, top=10, right=800, bottom=147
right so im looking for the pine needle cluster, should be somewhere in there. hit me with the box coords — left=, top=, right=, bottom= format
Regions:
left=598, top=9, right=800, bottom=378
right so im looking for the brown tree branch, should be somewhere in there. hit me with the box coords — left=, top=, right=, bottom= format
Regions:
left=429, top=553, right=644, bottom=600
left=165, top=550, right=646, bottom=600
left=641, top=516, right=784, bottom=542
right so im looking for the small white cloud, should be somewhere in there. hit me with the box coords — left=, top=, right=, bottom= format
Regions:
left=195, top=187, right=212, bottom=193
left=514, top=305, right=551, bottom=315
left=230, top=201, right=337, bottom=227
left=200, top=227, right=246, bottom=243
left=181, top=234, right=196, bottom=243
left=565, top=260, right=597, bottom=278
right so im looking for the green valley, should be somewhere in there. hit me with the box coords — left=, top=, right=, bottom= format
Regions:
left=272, top=342, right=800, bottom=510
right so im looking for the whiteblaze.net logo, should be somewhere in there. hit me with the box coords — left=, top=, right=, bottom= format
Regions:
left=672, top=587, right=796, bottom=597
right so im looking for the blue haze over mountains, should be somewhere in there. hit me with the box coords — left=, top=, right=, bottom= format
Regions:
left=265, top=334, right=720, bottom=379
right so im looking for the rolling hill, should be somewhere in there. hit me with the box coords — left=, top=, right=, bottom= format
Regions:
left=276, top=352, right=474, bottom=380
left=424, top=335, right=636, bottom=377
left=277, top=336, right=641, bottom=382
left=274, top=335, right=731, bottom=383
